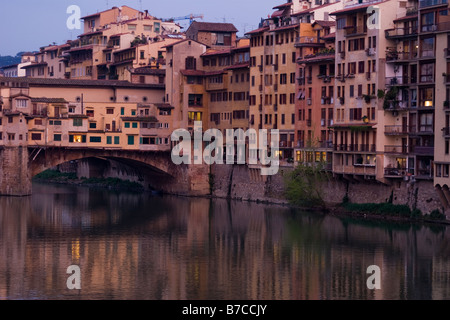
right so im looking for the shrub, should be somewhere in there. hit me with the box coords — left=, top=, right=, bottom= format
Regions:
left=410, top=209, right=423, bottom=219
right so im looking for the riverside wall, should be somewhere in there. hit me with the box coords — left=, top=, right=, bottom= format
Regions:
left=211, top=164, right=446, bottom=216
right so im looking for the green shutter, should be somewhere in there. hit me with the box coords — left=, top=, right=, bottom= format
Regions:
left=128, top=136, right=135, bottom=145
left=69, top=135, right=74, bottom=143
left=107, top=136, right=112, bottom=145
left=114, top=136, right=120, bottom=145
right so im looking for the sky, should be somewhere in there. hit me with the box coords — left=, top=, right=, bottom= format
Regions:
left=0, top=0, right=280, bottom=56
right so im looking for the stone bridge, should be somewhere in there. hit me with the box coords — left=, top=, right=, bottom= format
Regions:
left=0, top=146, right=210, bottom=197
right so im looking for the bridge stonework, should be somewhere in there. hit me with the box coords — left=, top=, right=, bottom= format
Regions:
left=0, top=146, right=210, bottom=197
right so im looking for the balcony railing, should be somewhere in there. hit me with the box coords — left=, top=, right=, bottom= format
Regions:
left=385, top=145, right=408, bottom=154
left=386, top=76, right=409, bottom=86
left=385, top=27, right=418, bottom=38
left=384, top=167, right=408, bottom=177
left=385, top=125, right=409, bottom=135
left=333, top=144, right=375, bottom=152
left=443, top=127, right=450, bottom=137
left=295, top=36, right=322, bottom=46
left=419, top=0, right=447, bottom=8
left=344, top=25, right=367, bottom=37
left=411, top=146, right=435, bottom=155
left=386, top=50, right=417, bottom=62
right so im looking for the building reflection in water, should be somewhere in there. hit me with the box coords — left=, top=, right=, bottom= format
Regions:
left=0, top=182, right=449, bottom=300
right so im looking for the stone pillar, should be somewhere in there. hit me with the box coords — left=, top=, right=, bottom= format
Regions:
left=0, top=147, right=32, bottom=196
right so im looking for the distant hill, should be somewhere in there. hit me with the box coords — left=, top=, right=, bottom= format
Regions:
left=0, top=53, right=23, bottom=68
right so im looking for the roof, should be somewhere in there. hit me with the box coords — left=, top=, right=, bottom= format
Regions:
left=201, top=48, right=231, bottom=57
left=21, top=62, right=48, bottom=69
left=188, top=21, right=238, bottom=33
left=31, top=97, right=68, bottom=104
left=67, top=45, right=94, bottom=53
left=131, top=67, right=165, bottom=75
left=313, top=20, right=336, bottom=28
left=0, top=64, right=19, bottom=69
left=161, top=38, right=208, bottom=49
left=330, top=1, right=385, bottom=15
left=155, top=103, right=174, bottom=109
left=81, top=5, right=139, bottom=20
left=245, top=26, right=269, bottom=35
left=394, top=14, right=418, bottom=22
left=292, top=2, right=336, bottom=16
left=321, top=32, right=336, bottom=40
left=225, top=62, right=250, bottom=70
left=298, top=53, right=335, bottom=64
left=273, top=2, right=293, bottom=10
left=0, top=77, right=165, bottom=90
left=270, top=23, right=300, bottom=32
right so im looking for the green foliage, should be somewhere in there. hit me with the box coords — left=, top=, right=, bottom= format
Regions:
left=410, top=208, right=423, bottom=219
left=81, top=177, right=144, bottom=191
left=284, top=164, right=327, bottom=208
left=34, top=170, right=77, bottom=181
left=377, top=89, right=385, bottom=99
left=424, top=209, right=446, bottom=221
left=342, top=202, right=412, bottom=218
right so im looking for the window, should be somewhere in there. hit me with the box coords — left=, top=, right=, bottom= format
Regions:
left=132, top=122, right=138, bottom=128
left=106, top=108, right=114, bottom=115
left=114, top=136, right=120, bottom=145
left=31, top=133, right=41, bottom=141
left=185, top=56, right=197, bottom=70
left=90, top=136, right=102, bottom=143
left=121, top=107, right=125, bottom=115
left=107, top=136, right=112, bottom=145
left=128, top=136, right=135, bottom=145
left=86, top=110, right=94, bottom=117
left=188, top=94, right=203, bottom=107
left=16, top=99, right=28, bottom=108
left=89, top=122, right=97, bottom=129
left=54, top=134, right=62, bottom=142
left=125, top=122, right=131, bottom=128
left=73, top=118, right=83, bottom=127
left=154, top=22, right=160, bottom=33
left=358, top=61, right=365, bottom=73
left=35, top=119, right=43, bottom=126
left=144, top=25, right=152, bottom=31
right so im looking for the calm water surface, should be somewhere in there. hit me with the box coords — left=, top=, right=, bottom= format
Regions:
left=0, top=182, right=449, bottom=300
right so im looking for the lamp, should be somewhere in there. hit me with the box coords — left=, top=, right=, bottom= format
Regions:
left=363, top=116, right=369, bottom=124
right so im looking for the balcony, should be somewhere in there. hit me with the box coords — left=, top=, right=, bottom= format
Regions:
left=443, top=127, right=450, bottom=137
left=411, top=145, right=435, bottom=155
left=306, top=119, right=312, bottom=127
left=333, top=144, right=375, bottom=152
left=319, top=140, right=333, bottom=149
left=385, top=145, right=408, bottom=154
left=409, top=125, right=434, bottom=135
left=295, top=36, right=323, bottom=47
left=419, top=0, right=447, bottom=8
left=385, top=27, right=418, bottom=39
left=384, top=167, right=408, bottom=178
left=386, top=50, right=417, bottom=62
left=385, top=76, right=410, bottom=86
left=280, top=141, right=294, bottom=149
left=385, top=125, right=408, bottom=135
left=307, top=77, right=312, bottom=84
left=344, top=25, right=367, bottom=37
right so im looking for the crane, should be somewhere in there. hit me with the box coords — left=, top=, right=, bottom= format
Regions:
left=167, top=14, right=204, bottom=25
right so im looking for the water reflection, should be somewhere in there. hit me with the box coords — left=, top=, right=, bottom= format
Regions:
left=0, top=182, right=449, bottom=300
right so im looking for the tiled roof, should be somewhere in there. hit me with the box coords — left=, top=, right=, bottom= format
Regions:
left=330, top=1, right=385, bottom=15
left=31, top=97, right=68, bottom=104
left=313, top=20, right=336, bottom=28
left=201, top=48, right=231, bottom=57
left=273, top=2, right=293, bottom=10
left=131, top=67, right=165, bottom=75
left=298, top=53, right=335, bottom=64
left=0, top=77, right=165, bottom=89
left=270, top=23, right=300, bottom=32
left=21, top=62, right=48, bottom=69
left=225, top=62, right=250, bottom=70
left=321, top=32, right=336, bottom=39
left=245, top=26, right=269, bottom=35
left=292, top=2, right=336, bottom=16
left=189, top=21, right=238, bottom=33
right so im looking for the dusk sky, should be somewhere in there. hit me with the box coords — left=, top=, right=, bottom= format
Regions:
left=0, top=0, right=279, bottom=56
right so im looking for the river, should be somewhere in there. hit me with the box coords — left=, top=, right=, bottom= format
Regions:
left=0, top=182, right=449, bottom=300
